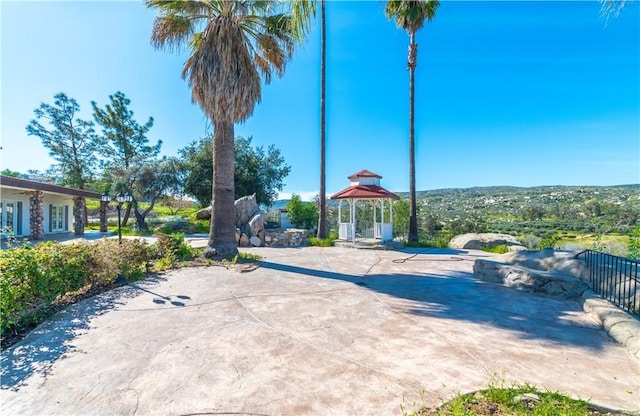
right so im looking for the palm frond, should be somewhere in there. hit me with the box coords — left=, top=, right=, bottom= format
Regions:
left=385, top=0, right=439, bottom=34
left=289, top=0, right=317, bottom=42
left=148, top=0, right=296, bottom=123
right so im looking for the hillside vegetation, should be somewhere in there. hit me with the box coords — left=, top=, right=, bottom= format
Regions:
left=399, top=184, right=638, bottom=234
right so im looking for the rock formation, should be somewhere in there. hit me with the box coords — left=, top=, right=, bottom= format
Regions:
left=449, top=232, right=526, bottom=251
left=196, top=194, right=265, bottom=247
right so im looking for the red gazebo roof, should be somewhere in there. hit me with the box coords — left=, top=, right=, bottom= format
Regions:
left=330, top=184, right=399, bottom=200
left=348, top=170, right=382, bottom=181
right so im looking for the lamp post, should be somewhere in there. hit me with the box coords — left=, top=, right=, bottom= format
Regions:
left=115, top=191, right=133, bottom=244
left=101, top=191, right=132, bottom=244
left=101, top=192, right=111, bottom=233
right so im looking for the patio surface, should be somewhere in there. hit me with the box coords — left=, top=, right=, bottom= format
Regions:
left=1, top=247, right=639, bottom=415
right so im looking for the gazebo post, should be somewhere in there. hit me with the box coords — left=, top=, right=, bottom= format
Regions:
left=380, top=198, right=384, bottom=239
left=351, top=199, right=356, bottom=242
left=373, top=199, right=377, bottom=238
left=389, top=199, right=393, bottom=238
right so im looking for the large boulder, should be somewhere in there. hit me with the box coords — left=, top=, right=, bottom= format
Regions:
left=449, top=233, right=526, bottom=251
left=195, top=194, right=265, bottom=247
left=235, top=194, right=260, bottom=227
left=196, top=206, right=212, bottom=220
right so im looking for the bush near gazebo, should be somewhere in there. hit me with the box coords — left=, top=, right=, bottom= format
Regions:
left=286, top=194, right=318, bottom=230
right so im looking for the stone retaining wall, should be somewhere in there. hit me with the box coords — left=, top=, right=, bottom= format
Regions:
left=473, top=251, right=640, bottom=361
left=264, top=229, right=307, bottom=248
left=473, top=259, right=589, bottom=299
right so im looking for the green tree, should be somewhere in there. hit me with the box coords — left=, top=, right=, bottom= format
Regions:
left=0, top=169, right=21, bottom=178
left=127, top=157, right=184, bottom=231
left=627, top=225, right=640, bottom=260
left=291, top=0, right=327, bottom=239
left=385, top=0, right=439, bottom=243
left=148, top=0, right=296, bottom=259
left=286, top=194, right=318, bottom=230
left=26, top=92, right=102, bottom=189
left=92, top=91, right=161, bottom=225
left=393, top=199, right=410, bottom=237
left=179, top=135, right=291, bottom=208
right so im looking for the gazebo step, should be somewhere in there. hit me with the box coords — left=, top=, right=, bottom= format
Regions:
left=333, top=239, right=403, bottom=251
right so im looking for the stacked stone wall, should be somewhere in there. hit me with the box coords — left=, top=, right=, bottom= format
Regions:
left=29, top=191, right=44, bottom=240
left=74, top=197, right=86, bottom=236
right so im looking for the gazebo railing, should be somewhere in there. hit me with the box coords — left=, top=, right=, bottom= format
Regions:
left=339, top=223, right=353, bottom=241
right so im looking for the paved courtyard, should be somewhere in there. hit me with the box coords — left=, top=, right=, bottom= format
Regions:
left=1, top=247, right=638, bottom=415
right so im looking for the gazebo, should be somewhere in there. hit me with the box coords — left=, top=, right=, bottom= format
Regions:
left=330, top=170, right=399, bottom=242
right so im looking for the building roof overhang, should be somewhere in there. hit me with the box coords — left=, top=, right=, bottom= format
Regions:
left=0, top=175, right=103, bottom=199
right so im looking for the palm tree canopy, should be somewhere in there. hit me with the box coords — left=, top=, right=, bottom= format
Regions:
left=147, top=0, right=295, bottom=123
left=385, top=0, right=439, bottom=34
left=289, top=0, right=317, bottom=42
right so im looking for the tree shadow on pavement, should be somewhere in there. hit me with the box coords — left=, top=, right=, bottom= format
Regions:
left=258, top=253, right=610, bottom=353
left=0, top=277, right=166, bottom=391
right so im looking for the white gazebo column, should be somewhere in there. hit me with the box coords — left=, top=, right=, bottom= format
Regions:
left=390, top=198, right=393, bottom=228
left=373, top=199, right=377, bottom=235
left=351, top=199, right=356, bottom=242
left=337, top=201, right=342, bottom=239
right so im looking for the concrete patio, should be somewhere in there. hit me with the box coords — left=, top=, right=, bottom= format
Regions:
left=1, top=247, right=638, bottom=415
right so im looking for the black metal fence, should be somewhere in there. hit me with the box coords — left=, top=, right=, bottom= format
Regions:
left=575, top=250, right=639, bottom=317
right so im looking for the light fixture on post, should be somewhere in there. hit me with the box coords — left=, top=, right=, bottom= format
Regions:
left=115, top=191, right=133, bottom=245
left=101, top=192, right=111, bottom=233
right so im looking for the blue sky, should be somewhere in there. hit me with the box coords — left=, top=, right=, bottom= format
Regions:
left=1, top=1, right=638, bottom=201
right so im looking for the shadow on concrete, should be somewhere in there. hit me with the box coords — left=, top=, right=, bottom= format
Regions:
left=258, top=252, right=608, bottom=352
left=0, top=276, right=175, bottom=391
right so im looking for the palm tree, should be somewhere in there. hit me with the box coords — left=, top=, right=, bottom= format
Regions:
left=290, top=0, right=327, bottom=239
left=385, top=0, right=439, bottom=243
left=147, top=0, right=295, bottom=258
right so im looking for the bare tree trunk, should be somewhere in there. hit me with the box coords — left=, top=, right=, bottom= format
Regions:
left=317, top=0, right=327, bottom=240
left=408, top=32, right=419, bottom=243
left=205, top=121, right=239, bottom=259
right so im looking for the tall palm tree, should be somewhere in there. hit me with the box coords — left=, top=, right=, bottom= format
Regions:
left=147, top=0, right=295, bottom=258
left=385, top=0, right=439, bottom=243
left=290, top=0, right=327, bottom=239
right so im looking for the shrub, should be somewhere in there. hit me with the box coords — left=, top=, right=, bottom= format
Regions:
left=87, top=239, right=151, bottom=284
left=1, top=239, right=152, bottom=334
left=482, top=244, right=509, bottom=254
left=150, top=233, right=197, bottom=270
left=308, top=231, right=338, bottom=247
left=627, top=226, right=640, bottom=260
left=540, top=234, right=559, bottom=249
left=154, top=220, right=199, bottom=235
left=519, top=234, right=541, bottom=250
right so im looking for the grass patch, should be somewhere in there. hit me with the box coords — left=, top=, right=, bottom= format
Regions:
left=225, top=252, right=262, bottom=264
left=403, top=381, right=626, bottom=416
left=405, top=235, right=450, bottom=249
left=308, top=237, right=334, bottom=247
left=481, top=244, right=509, bottom=254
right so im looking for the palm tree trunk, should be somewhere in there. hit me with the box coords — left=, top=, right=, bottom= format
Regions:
left=205, top=120, right=239, bottom=259
left=317, top=0, right=327, bottom=240
left=408, top=31, right=418, bottom=243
